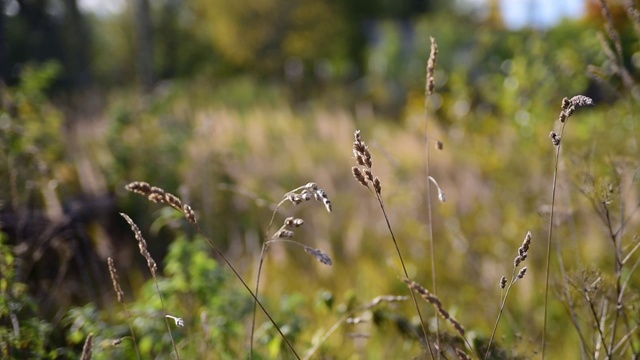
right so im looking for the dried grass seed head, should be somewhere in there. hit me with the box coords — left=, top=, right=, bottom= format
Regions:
left=549, top=131, right=561, bottom=146
left=273, top=229, right=294, bottom=239
left=182, top=204, right=197, bottom=224
left=569, top=95, right=594, bottom=107
left=107, top=257, right=124, bottom=304
left=352, top=167, right=368, bottom=187
left=373, top=177, right=382, bottom=194
left=165, top=192, right=183, bottom=210
left=518, top=266, right=528, bottom=279
left=500, top=276, right=507, bottom=289
left=427, top=36, right=439, bottom=96
left=120, top=212, right=157, bottom=277
left=125, top=181, right=152, bottom=196
left=304, top=246, right=333, bottom=266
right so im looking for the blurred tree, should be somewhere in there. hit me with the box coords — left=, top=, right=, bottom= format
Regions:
left=192, top=0, right=352, bottom=75
left=133, top=0, right=154, bottom=92
left=4, top=0, right=92, bottom=90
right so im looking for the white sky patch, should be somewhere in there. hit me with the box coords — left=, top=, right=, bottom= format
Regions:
left=78, top=0, right=126, bottom=17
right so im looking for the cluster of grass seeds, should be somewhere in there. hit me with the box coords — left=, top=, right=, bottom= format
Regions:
left=250, top=181, right=333, bottom=357
left=121, top=181, right=302, bottom=359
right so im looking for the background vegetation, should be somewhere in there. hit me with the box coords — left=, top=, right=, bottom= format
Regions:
left=1, top=0, right=640, bottom=358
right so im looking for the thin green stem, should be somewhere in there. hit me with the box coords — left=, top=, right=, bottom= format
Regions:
left=192, top=223, right=301, bottom=359
left=542, top=120, right=567, bottom=358
left=375, top=193, right=435, bottom=359
left=485, top=268, right=518, bottom=359
left=151, top=278, right=181, bottom=360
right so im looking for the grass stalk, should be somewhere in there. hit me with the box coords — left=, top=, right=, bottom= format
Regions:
left=424, top=36, right=441, bottom=355
left=124, top=182, right=301, bottom=359
left=542, top=95, right=593, bottom=358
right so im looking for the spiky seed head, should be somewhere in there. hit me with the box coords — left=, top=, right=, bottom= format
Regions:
left=125, top=181, right=152, bottom=195
left=364, top=168, right=374, bottom=182
left=165, top=193, right=183, bottom=210
left=373, top=177, right=382, bottom=194
left=518, top=266, right=527, bottom=279
left=183, top=204, right=197, bottom=224
left=352, top=167, right=368, bottom=187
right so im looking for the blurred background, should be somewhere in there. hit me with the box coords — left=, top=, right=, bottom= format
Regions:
left=2, top=0, right=640, bottom=358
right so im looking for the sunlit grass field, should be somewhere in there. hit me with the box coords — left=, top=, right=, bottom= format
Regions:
left=3, top=9, right=640, bottom=359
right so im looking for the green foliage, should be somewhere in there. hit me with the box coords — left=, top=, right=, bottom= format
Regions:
left=192, top=0, right=351, bottom=74
left=0, top=61, right=68, bottom=214
left=0, top=233, right=57, bottom=359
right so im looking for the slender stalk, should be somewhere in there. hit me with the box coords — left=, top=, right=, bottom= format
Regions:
left=485, top=267, right=517, bottom=359
left=152, top=280, right=181, bottom=360
left=543, top=94, right=594, bottom=358
left=542, top=119, right=565, bottom=359
left=423, top=39, right=440, bottom=355
left=193, top=222, right=301, bottom=359
left=123, top=183, right=300, bottom=359
left=250, top=198, right=286, bottom=357
left=375, top=193, right=435, bottom=358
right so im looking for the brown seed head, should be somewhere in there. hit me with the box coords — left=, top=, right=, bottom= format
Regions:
left=352, top=167, right=368, bottom=187
left=427, top=37, right=439, bottom=96
left=373, top=177, right=382, bottom=194
left=120, top=213, right=157, bottom=277
left=500, top=276, right=507, bottom=289
left=125, top=181, right=152, bottom=196
left=165, top=192, right=183, bottom=210
left=518, top=266, right=528, bottom=279
left=182, top=204, right=197, bottom=224
left=107, top=257, right=124, bottom=304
